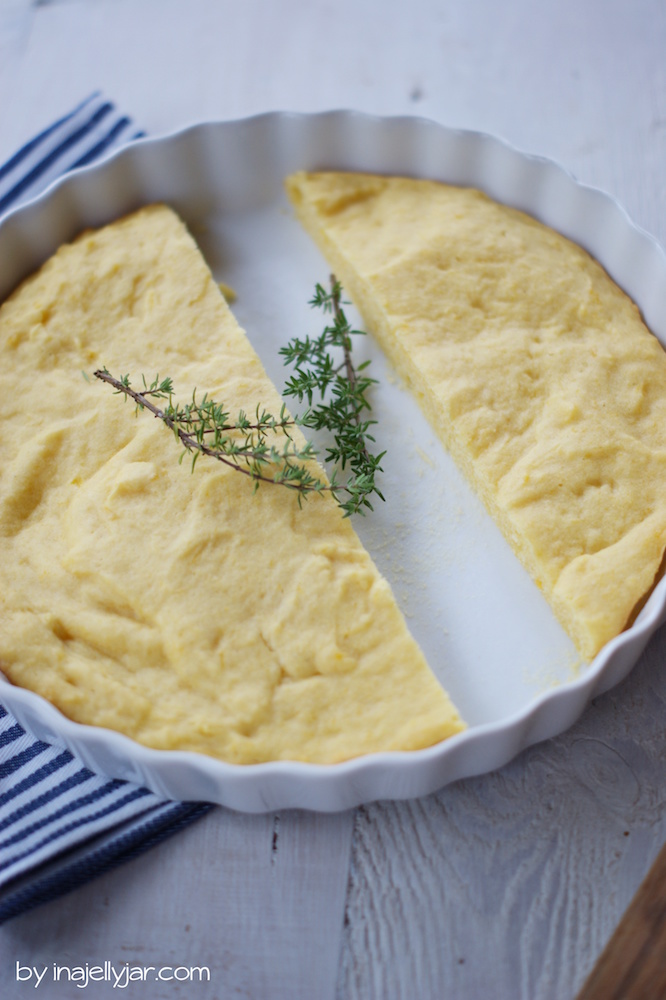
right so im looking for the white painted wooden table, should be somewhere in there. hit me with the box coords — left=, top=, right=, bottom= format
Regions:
left=1, top=2, right=665, bottom=997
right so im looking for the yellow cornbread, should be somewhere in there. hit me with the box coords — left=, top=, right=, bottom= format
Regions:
left=286, top=170, right=666, bottom=660
left=0, top=204, right=464, bottom=763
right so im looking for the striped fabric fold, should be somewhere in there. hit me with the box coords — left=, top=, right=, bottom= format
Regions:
left=0, top=91, right=145, bottom=216
left=0, top=96, right=213, bottom=923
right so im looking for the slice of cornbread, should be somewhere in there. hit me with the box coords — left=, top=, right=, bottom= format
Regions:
left=0, top=204, right=464, bottom=763
left=285, top=170, right=666, bottom=660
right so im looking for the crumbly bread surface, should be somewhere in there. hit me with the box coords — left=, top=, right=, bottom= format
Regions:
left=0, top=204, right=464, bottom=763
left=286, top=170, right=666, bottom=659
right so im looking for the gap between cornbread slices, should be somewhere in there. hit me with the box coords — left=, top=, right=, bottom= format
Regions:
left=285, top=170, right=666, bottom=660
left=0, top=203, right=464, bottom=764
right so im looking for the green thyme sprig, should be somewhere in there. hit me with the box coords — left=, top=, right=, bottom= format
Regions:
left=93, top=369, right=327, bottom=497
left=93, top=277, right=384, bottom=516
left=280, top=277, right=385, bottom=516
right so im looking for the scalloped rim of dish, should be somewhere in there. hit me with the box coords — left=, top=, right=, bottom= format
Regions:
left=1, top=109, right=665, bottom=813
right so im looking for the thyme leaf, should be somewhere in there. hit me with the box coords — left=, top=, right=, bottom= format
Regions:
left=93, top=370, right=326, bottom=498
left=280, top=277, right=385, bottom=516
left=94, top=277, right=384, bottom=517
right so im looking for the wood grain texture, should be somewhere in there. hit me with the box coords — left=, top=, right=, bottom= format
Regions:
left=576, top=840, right=666, bottom=1000
left=337, top=639, right=666, bottom=1000
left=0, top=807, right=354, bottom=1000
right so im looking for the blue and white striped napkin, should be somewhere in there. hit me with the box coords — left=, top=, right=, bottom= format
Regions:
left=0, top=92, right=144, bottom=215
left=0, top=94, right=213, bottom=924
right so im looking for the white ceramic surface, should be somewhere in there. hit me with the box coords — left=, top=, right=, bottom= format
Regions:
left=1, top=110, right=665, bottom=812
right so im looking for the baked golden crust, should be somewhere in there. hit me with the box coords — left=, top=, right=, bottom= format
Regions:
left=0, top=204, right=464, bottom=763
left=286, top=170, right=666, bottom=659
